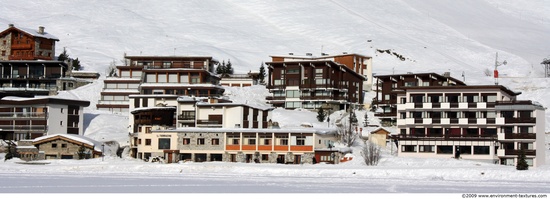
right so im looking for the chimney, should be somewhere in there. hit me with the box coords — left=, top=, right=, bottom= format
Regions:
left=38, top=26, right=45, bottom=34
left=8, top=24, right=14, bottom=28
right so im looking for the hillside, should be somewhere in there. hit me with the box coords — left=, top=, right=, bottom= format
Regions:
left=1, top=0, right=550, bottom=143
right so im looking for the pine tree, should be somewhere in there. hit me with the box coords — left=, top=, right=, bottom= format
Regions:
left=516, top=147, right=529, bottom=170
left=226, top=60, right=234, bottom=75
left=350, top=110, right=358, bottom=125
left=77, top=144, right=87, bottom=159
left=57, top=48, right=68, bottom=62
left=258, top=62, right=266, bottom=85
left=216, top=61, right=226, bottom=75
left=72, top=58, right=81, bottom=71
left=316, top=107, right=326, bottom=122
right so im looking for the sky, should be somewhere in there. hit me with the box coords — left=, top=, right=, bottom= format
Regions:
left=0, top=0, right=550, bottom=194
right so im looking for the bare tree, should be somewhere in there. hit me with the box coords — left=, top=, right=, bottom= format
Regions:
left=336, top=119, right=358, bottom=147
left=361, top=141, right=381, bottom=166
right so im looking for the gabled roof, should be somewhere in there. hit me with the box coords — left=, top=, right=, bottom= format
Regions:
left=0, top=26, right=59, bottom=41
left=33, top=134, right=103, bottom=152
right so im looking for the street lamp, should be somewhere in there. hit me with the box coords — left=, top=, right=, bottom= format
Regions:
left=494, top=52, right=507, bottom=85
left=102, top=143, right=105, bottom=161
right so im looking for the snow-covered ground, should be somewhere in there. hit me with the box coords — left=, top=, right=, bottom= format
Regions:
left=1, top=0, right=550, bottom=194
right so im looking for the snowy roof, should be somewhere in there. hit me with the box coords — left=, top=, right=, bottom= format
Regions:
left=15, top=26, right=59, bottom=40
left=177, top=96, right=200, bottom=102
left=130, top=106, right=176, bottom=114
left=33, top=134, right=104, bottom=152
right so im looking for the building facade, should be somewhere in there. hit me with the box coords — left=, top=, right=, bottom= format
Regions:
left=0, top=97, right=90, bottom=140
left=373, top=73, right=466, bottom=126
left=128, top=95, right=340, bottom=164
left=265, top=60, right=366, bottom=110
left=0, top=60, right=69, bottom=97
left=270, top=53, right=373, bottom=90
left=0, top=24, right=58, bottom=61
left=394, top=85, right=545, bottom=167
left=97, top=56, right=224, bottom=113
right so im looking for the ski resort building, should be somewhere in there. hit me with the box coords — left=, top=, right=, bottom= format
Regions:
left=270, top=53, right=373, bottom=90
left=0, top=24, right=58, bottom=61
left=128, top=95, right=341, bottom=164
left=265, top=59, right=366, bottom=110
left=372, top=73, right=466, bottom=126
left=97, top=56, right=224, bottom=113
left=0, top=96, right=90, bottom=140
left=393, top=85, right=546, bottom=167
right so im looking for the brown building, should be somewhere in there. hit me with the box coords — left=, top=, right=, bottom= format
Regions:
left=97, top=56, right=224, bottom=113
left=0, top=24, right=58, bottom=61
left=265, top=60, right=366, bottom=110
left=372, top=73, right=466, bottom=126
left=33, top=134, right=103, bottom=160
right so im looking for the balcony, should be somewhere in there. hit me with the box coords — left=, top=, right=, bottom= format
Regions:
left=0, top=125, right=47, bottom=131
left=503, top=133, right=536, bottom=140
left=177, top=115, right=195, bottom=122
left=197, top=120, right=222, bottom=127
left=0, top=112, right=47, bottom=118
left=11, top=44, right=33, bottom=49
left=501, top=149, right=536, bottom=156
left=375, top=112, right=396, bottom=117
left=391, top=134, right=496, bottom=141
left=504, top=117, right=536, bottom=124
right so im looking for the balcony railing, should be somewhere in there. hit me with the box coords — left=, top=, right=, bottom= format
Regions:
left=504, top=133, right=536, bottom=140
left=197, top=120, right=222, bottom=127
left=504, top=149, right=536, bottom=156
left=391, top=134, right=497, bottom=141
left=0, top=125, right=47, bottom=131
left=177, top=115, right=195, bottom=121
left=504, top=117, right=536, bottom=124
left=0, top=112, right=47, bottom=118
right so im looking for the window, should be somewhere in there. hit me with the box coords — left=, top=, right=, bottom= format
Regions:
left=419, top=145, right=434, bottom=152
left=52, top=143, right=57, bottom=148
left=145, top=139, right=151, bottom=146
left=182, top=138, right=190, bottom=145
left=286, top=90, right=299, bottom=98
left=277, top=135, right=288, bottom=145
left=248, top=139, right=256, bottom=145
left=232, top=139, right=239, bottom=145
left=138, top=139, right=142, bottom=145
left=158, top=138, right=170, bottom=149
left=60, top=121, right=63, bottom=126
left=261, top=154, right=269, bottom=161
left=1, top=51, right=4, bottom=56
left=197, top=138, right=205, bottom=145
left=61, top=144, right=67, bottom=148
left=212, top=138, right=220, bottom=145
left=501, top=111, right=514, bottom=118
left=458, top=146, right=472, bottom=155
left=473, top=146, right=490, bottom=155
left=296, top=136, right=306, bottom=146
left=285, top=102, right=301, bottom=108
left=315, top=68, right=323, bottom=77
left=162, top=62, right=171, bottom=68
left=437, top=146, right=453, bottom=154
left=180, top=111, right=195, bottom=120
left=263, top=139, right=271, bottom=145
left=61, top=108, right=64, bottom=113
left=402, top=145, right=416, bottom=152
left=145, top=127, right=152, bottom=134
left=287, top=68, right=299, bottom=74
left=518, top=111, right=531, bottom=118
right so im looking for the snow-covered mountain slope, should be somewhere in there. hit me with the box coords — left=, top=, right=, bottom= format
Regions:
left=1, top=0, right=550, bottom=143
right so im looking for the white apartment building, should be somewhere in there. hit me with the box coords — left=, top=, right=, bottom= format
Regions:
left=394, top=85, right=545, bottom=167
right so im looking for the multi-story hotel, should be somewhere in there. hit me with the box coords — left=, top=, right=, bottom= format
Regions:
left=128, top=95, right=340, bottom=164
left=265, top=59, right=366, bottom=110
left=373, top=73, right=466, bottom=126
left=0, top=96, right=90, bottom=140
left=97, top=56, right=225, bottom=113
left=394, top=85, right=545, bottom=167
left=0, top=24, right=58, bottom=61
left=270, top=53, right=373, bottom=90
